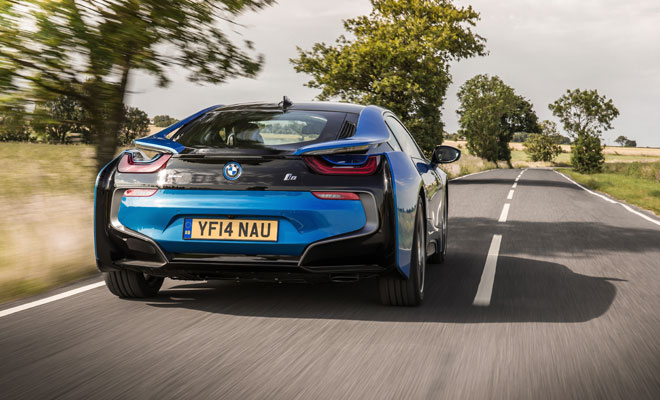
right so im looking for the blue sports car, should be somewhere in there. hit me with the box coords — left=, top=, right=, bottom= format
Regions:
left=94, top=98, right=460, bottom=306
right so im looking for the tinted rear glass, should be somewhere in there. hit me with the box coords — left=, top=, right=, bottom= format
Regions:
left=172, top=110, right=347, bottom=149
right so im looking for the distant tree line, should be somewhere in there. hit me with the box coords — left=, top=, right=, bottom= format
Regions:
left=153, top=115, right=180, bottom=128
left=0, top=94, right=150, bottom=145
left=512, top=131, right=570, bottom=144
left=615, top=135, right=637, bottom=147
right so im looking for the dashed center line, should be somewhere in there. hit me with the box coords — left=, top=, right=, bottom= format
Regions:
left=473, top=234, right=503, bottom=306
left=474, top=169, right=524, bottom=306
left=498, top=203, right=510, bottom=222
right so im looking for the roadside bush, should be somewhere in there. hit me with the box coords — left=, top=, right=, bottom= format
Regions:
left=523, top=133, right=562, bottom=162
left=571, top=135, right=604, bottom=173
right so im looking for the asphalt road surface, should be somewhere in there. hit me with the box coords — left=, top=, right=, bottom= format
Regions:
left=2, top=168, right=660, bottom=399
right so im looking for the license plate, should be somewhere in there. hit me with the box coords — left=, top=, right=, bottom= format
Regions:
left=183, top=218, right=278, bottom=242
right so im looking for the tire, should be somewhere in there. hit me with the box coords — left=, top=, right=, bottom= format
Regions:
left=428, top=189, right=448, bottom=264
left=379, top=198, right=426, bottom=306
left=104, top=270, right=164, bottom=298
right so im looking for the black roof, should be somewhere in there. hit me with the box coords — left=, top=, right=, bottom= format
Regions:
left=214, top=101, right=366, bottom=114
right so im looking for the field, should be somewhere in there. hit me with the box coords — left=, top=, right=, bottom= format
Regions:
left=444, top=140, right=660, bottom=170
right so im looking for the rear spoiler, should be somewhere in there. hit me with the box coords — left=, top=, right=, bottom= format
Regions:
left=133, top=105, right=222, bottom=154
left=293, top=105, right=389, bottom=155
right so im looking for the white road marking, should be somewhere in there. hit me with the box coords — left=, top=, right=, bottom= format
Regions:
left=498, top=203, right=510, bottom=222
left=473, top=234, right=503, bottom=306
left=449, top=169, right=494, bottom=181
left=0, top=281, right=106, bottom=319
left=512, top=182, right=517, bottom=188
left=507, top=190, right=514, bottom=200
left=515, top=177, right=520, bottom=182
left=555, top=170, right=660, bottom=227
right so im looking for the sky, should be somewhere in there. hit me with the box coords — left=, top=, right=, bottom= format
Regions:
left=127, top=0, right=660, bottom=147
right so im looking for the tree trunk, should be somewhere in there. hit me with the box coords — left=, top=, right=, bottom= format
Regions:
left=95, top=59, right=131, bottom=173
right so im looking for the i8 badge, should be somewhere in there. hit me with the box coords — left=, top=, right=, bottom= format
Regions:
left=223, top=162, right=242, bottom=181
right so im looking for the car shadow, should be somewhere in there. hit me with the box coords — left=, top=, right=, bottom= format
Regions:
left=147, top=253, right=619, bottom=324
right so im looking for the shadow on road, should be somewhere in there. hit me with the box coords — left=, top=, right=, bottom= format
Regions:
left=451, top=217, right=660, bottom=257
left=452, top=178, right=579, bottom=190
left=147, top=253, right=618, bottom=324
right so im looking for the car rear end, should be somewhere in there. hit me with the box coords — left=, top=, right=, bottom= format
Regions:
left=94, top=103, right=397, bottom=283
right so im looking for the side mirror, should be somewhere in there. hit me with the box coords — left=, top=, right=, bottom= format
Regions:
left=432, top=145, right=461, bottom=164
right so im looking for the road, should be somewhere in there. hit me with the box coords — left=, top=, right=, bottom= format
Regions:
left=2, top=168, right=660, bottom=399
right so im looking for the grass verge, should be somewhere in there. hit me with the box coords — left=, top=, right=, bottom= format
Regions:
left=0, top=143, right=97, bottom=304
left=559, top=162, right=660, bottom=215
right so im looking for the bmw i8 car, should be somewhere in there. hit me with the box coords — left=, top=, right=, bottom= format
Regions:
left=94, top=98, right=461, bottom=306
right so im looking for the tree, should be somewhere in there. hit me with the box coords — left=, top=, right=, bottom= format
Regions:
left=121, top=106, right=150, bottom=145
left=503, top=96, right=540, bottom=137
left=0, top=101, right=30, bottom=142
left=523, top=121, right=562, bottom=162
left=615, top=135, right=628, bottom=147
left=549, top=89, right=619, bottom=173
left=32, top=95, right=87, bottom=144
left=153, top=115, right=179, bottom=128
left=291, top=0, right=487, bottom=154
left=456, top=74, right=539, bottom=167
left=625, top=139, right=637, bottom=147
left=0, top=0, right=274, bottom=171
left=538, top=120, right=570, bottom=145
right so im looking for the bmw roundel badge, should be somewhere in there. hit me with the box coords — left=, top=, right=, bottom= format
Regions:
left=223, top=162, right=242, bottom=181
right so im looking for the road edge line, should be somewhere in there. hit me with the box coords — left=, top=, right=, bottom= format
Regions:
left=449, top=169, right=494, bottom=181
left=555, top=170, right=660, bottom=227
left=0, top=281, right=106, bottom=319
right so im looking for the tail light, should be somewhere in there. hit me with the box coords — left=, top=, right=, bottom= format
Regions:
left=302, top=155, right=380, bottom=175
left=312, top=192, right=360, bottom=200
left=123, top=189, right=158, bottom=197
left=118, top=153, right=171, bottom=173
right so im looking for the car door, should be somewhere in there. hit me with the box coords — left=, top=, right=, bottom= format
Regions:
left=384, top=115, right=444, bottom=242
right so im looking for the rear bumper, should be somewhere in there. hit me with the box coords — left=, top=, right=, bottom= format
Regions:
left=117, top=189, right=367, bottom=256
left=96, top=189, right=395, bottom=278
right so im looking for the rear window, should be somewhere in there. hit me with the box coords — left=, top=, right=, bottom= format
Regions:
left=171, top=110, right=347, bottom=149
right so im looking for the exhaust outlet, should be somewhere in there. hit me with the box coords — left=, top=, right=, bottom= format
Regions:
left=329, top=274, right=360, bottom=283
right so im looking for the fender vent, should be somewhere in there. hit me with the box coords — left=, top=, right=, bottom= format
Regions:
left=337, top=121, right=356, bottom=139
